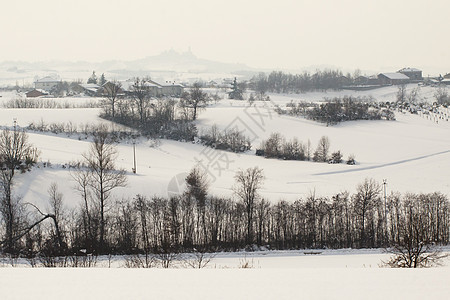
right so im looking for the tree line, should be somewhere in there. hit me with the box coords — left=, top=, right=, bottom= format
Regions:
left=258, top=133, right=354, bottom=164
left=249, top=70, right=351, bottom=97
left=276, top=96, right=396, bottom=126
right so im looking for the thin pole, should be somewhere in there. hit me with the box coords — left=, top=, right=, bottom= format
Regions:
left=383, top=179, right=387, bottom=245
left=133, top=142, right=136, bottom=174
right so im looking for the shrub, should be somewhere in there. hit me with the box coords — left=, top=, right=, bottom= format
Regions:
left=329, top=150, right=343, bottom=164
left=199, top=125, right=251, bottom=153
left=347, top=154, right=356, bottom=165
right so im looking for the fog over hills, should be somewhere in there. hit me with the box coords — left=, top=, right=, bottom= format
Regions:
left=1, top=49, right=376, bottom=88
left=0, top=50, right=263, bottom=86
left=2, top=49, right=434, bottom=88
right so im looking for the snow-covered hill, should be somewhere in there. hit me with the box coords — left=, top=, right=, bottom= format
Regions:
left=0, top=85, right=449, bottom=210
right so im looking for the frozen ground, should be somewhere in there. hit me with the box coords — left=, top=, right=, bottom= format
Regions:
left=0, top=249, right=449, bottom=300
left=2, top=267, right=448, bottom=300
left=0, top=87, right=449, bottom=209
left=264, top=83, right=438, bottom=104
left=0, top=87, right=449, bottom=298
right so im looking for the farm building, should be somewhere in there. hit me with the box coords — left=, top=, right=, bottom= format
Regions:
left=119, top=80, right=162, bottom=97
left=117, top=79, right=184, bottom=97
left=26, top=89, right=48, bottom=98
left=79, top=83, right=102, bottom=96
left=398, top=67, right=423, bottom=81
left=378, top=73, right=410, bottom=85
left=149, top=80, right=184, bottom=97
left=80, top=83, right=102, bottom=97
left=354, top=75, right=380, bottom=86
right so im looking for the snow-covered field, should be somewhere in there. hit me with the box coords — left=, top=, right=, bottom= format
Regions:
left=0, top=86, right=449, bottom=299
left=1, top=85, right=449, bottom=209
left=1, top=249, right=449, bottom=299
left=2, top=267, right=450, bottom=300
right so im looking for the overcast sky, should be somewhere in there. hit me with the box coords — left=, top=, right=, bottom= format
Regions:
left=1, top=0, right=449, bottom=74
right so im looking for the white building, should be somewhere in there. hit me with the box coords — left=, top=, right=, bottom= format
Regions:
left=149, top=80, right=184, bottom=97
left=34, top=76, right=61, bottom=92
left=119, top=79, right=184, bottom=97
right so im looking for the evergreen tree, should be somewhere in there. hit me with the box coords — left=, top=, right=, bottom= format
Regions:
left=87, top=71, right=98, bottom=84
left=99, top=73, right=106, bottom=86
left=228, top=77, right=244, bottom=100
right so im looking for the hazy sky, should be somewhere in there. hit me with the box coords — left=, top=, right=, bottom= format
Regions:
left=2, top=0, right=449, bottom=74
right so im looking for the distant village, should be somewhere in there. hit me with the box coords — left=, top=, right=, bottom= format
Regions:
left=345, top=67, right=450, bottom=90
left=23, top=67, right=450, bottom=98
left=25, top=73, right=186, bottom=98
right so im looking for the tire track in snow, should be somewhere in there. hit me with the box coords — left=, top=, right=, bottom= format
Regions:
left=312, top=150, right=450, bottom=176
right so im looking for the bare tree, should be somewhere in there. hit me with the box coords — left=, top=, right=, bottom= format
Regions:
left=396, top=84, right=407, bottom=102
left=25, top=183, right=66, bottom=254
left=407, top=86, right=421, bottom=104
left=253, top=72, right=268, bottom=100
left=130, top=77, right=152, bottom=126
left=124, top=252, right=155, bottom=268
left=82, top=126, right=127, bottom=252
left=306, top=139, right=312, bottom=161
left=0, top=128, right=38, bottom=253
left=206, top=196, right=228, bottom=246
left=384, top=193, right=448, bottom=268
left=5, top=183, right=66, bottom=255
left=434, top=86, right=449, bottom=105
left=179, top=83, right=209, bottom=120
left=134, top=195, right=151, bottom=253
left=262, top=132, right=283, bottom=158
left=71, top=166, right=96, bottom=250
left=183, top=247, right=216, bottom=268
left=234, top=167, right=265, bottom=245
left=103, top=80, right=122, bottom=120
left=184, top=167, right=209, bottom=245
left=313, top=136, right=330, bottom=162
left=353, top=178, right=381, bottom=247
left=46, top=183, right=66, bottom=251
left=255, top=198, right=270, bottom=245
left=153, top=98, right=176, bottom=127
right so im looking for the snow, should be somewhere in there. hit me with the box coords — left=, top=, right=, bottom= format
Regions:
left=2, top=44, right=450, bottom=300
left=0, top=108, right=103, bottom=126
left=260, top=83, right=438, bottom=104
left=0, top=249, right=449, bottom=299
left=0, top=268, right=448, bottom=300
left=0, top=86, right=449, bottom=298
left=0, top=86, right=449, bottom=208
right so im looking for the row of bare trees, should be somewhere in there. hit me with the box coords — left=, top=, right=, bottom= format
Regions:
left=249, top=70, right=350, bottom=96
left=66, top=176, right=449, bottom=253
left=3, top=165, right=448, bottom=257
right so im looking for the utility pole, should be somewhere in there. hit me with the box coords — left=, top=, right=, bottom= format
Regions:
left=132, top=142, right=136, bottom=174
left=383, top=179, right=388, bottom=245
